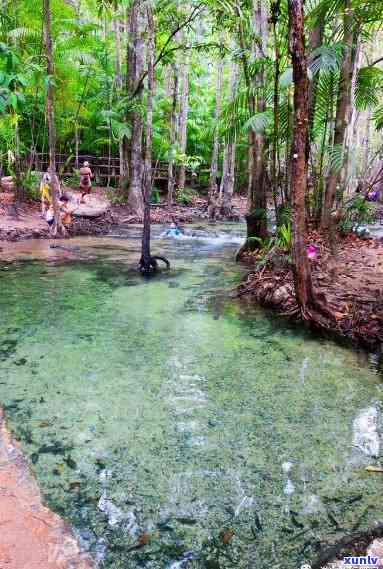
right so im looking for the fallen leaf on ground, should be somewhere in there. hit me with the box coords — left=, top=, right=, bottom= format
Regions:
left=220, top=528, right=235, bottom=545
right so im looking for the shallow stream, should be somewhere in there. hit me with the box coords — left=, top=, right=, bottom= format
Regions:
left=0, top=224, right=382, bottom=568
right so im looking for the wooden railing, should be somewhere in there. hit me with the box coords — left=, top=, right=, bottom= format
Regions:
left=28, top=153, right=207, bottom=187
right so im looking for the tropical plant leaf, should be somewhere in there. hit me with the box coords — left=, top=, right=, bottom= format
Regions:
left=309, top=43, right=344, bottom=75
left=243, top=110, right=273, bottom=133
left=355, top=66, right=383, bottom=110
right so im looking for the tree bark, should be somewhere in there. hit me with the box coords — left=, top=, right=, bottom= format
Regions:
left=208, top=58, right=223, bottom=218
left=322, top=0, right=354, bottom=227
left=247, top=0, right=268, bottom=243
left=139, top=5, right=169, bottom=274
left=219, top=61, right=237, bottom=217
left=114, top=13, right=125, bottom=184
left=167, top=62, right=179, bottom=205
left=288, top=0, right=314, bottom=312
left=127, top=0, right=145, bottom=216
left=307, top=17, right=324, bottom=146
left=271, top=0, right=281, bottom=213
left=306, top=15, right=324, bottom=220
left=342, top=31, right=361, bottom=195
left=140, top=3, right=154, bottom=273
left=43, top=0, right=65, bottom=237
left=177, top=53, right=189, bottom=192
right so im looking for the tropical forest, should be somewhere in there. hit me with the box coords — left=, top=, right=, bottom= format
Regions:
left=1, top=0, right=383, bottom=568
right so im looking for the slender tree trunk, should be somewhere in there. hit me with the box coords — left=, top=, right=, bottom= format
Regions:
left=271, top=0, right=281, bottom=214
left=208, top=58, right=223, bottom=218
left=288, top=0, right=314, bottom=312
left=219, top=61, right=237, bottom=217
left=114, top=13, right=125, bottom=184
left=307, top=18, right=324, bottom=145
left=219, top=141, right=236, bottom=217
left=322, top=0, right=354, bottom=227
left=127, top=0, right=145, bottom=215
left=75, top=124, right=79, bottom=169
left=342, top=32, right=361, bottom=195
left=307, top=16, right=324, bottom=220
left=43, top=0, right=65, bottom=237
left=167, top=62, right=179, bottom=204
left=114, top=15, right=122, bottom=86
left=140, top=3, right=154, bottom=272
left=246, top=0, right=268, bottom=246
left=177, top=53, right=189, bottom=192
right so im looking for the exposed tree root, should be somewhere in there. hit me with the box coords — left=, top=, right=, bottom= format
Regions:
left=138, top=255, right=170, bottom=274
left=311, top=523, right=383, bottom=569
left=235, top=233, right=383, bottom=350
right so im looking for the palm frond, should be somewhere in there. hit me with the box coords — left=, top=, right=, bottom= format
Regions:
left=244, top=110, right=273, bottom=134
left=309, top=43, right=344, bottom=75
left=354, top=66, right=383, bottom=110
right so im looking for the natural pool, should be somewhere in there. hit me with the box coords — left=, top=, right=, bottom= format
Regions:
left=0, top=224, right=382, bottom=569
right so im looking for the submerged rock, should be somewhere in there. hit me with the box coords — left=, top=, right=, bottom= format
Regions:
left=97, top=494, right=139, bottom=535
left=353, top=405, right=381, bottom=458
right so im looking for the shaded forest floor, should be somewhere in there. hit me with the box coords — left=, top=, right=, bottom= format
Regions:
left=237, top=231, right=383, bottom=350
left=0, top=187, right=247, bottom=241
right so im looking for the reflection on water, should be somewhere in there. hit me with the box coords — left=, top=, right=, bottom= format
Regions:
left=0, top=223, right=382, bottom=569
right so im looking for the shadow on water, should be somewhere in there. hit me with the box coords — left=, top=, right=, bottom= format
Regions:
left=0, top=223, right=382, bottom=568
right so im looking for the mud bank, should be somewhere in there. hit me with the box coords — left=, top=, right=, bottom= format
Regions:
left=236, top=233, right=383, bottom=351
left=0, top=213, right=117, bottom=242
left=0, top=409, right=93, bottom=569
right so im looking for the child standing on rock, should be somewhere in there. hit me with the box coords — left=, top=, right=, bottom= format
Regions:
left=79, top=161, right=93, bottom=203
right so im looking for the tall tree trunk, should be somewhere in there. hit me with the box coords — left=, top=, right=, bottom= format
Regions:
left=167, top=62, right=179, bottom=205
left=177, top=53, right=189, bottom=192
left=113, top=15, right=122, bottom=86
left=342, top=32, right=361, bottom=195
left=43, top=0, right=65, bottom=237
left=246, top=0, right=268, bottom=246
left=127, top=0, right=145, bottom=216
left=208, top=58, right=223, bottom=218
left=322, top=0, right=354, bottom=227
left=219, top=61, right=237, bottom=217
left=307, top=17, right=324, bottom=145
left=288, top=0, right=314, bottom=312
left=114, top=13, right=125, bottom=184
left=307, top=15, right=324, bottom=220
left=140, top=3, right=154, bottom=273
left=271, top=0, right=281, bottom=214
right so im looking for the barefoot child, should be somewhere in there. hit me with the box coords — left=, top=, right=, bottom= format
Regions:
left=40, top=172, right=51, bottom=217
left=79, top=161, right=93, bottom=203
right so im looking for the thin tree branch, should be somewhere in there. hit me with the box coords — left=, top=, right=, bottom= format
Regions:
left=131, top=2, right=205, bottom=98
left=370, top=55, right=383, bottom=67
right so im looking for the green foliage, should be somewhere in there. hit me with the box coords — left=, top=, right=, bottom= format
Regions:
left=276, top=223, right=292, bottom=250
left=309, top=43, right=344, bottom=75
left=340, top=195, right=375, bottom=232
left=106, top=188, right=126, bottom=205
left=63, top=170, right=80, bottom=187
left=244, top=110, right=273, bottom=134
left=150, top=188, right=161, bottom=204
left=176, top=186, right=198, bottom=205
left=355, top=66, right=383, bottom=111
left=20, top=170, right=40, bottom=199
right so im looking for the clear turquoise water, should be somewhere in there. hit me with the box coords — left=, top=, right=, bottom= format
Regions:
left=0, top=225, right=382, bottom=569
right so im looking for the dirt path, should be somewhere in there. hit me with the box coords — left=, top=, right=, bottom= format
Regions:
left=0, top=410, right=93, bottom=569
